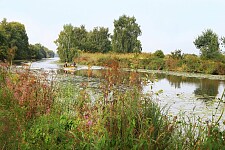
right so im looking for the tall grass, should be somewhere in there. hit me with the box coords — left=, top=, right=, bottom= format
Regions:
left=1, top=60, right=225, bottom=149
left=0, top=63, right=56, bottom=149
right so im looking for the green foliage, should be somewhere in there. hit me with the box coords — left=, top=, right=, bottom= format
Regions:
left=194, top=29, right=220, bottom=60
left=0, top=18, right=30, bottom=61
left=73, top=25, right=88, bottom=51
left=7, top=22, right=30, bottom=60
left=183, top=54, right=200, bottom=72
left=29, top=43, right=54, bottom=60
left=87, top=27, right=111, bottom=53
left=0, top=20, right=8, bottom=61
left=154, top=50, right=165, bottom=58
left=46, top=49, right=55, bottom=58
left=0, top=18, right=52, bottom=62
left=171, top=49, right=183, bottom=59
left=55, top=24, right=78, bottom=62
left=1, top=61, right=225, bottom=149
left=139, top=56, right=164, bottom=70
left=0, top=82, right=25, bottom=149
left=23, top=114, right=77, bottom=149
left=112, top=15, right=142, bottom=53
left=55, top=24, right=112, bottom=61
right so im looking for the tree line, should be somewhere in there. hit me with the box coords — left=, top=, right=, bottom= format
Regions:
left=0, top=18, right=54, bottom=64
left=56, top=15, right=225, bottom=63
left=55, top=15, right=142, bottom=62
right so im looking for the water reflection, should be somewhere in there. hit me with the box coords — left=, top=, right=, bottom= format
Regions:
left=150, top=74, right=221, bottom=98
left=194, top=79, right=219, bottom=97
left=29, top=58, right=225, bottom=126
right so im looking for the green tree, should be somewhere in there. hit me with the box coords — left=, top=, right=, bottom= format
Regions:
left=0, top=19, right=29, bottom=61
left=46, top=50, right=55, bottom=58
left=29, top=44, right=45, bottom=59
left=87, top=27, right=111, bottom=53
left=0, top=18, right=9, bottom=61
left=112, top=15, right=142, bottom=53
left=55, top=24, right=78, bottom=62
left=73, top=25, right=88, bottom=51
left=29, top=43, right=54, bottom=60
left=194, top=29, right=220, bottom=59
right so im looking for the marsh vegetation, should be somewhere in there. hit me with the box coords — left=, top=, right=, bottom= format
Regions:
left=1, top=58, right=225, bottom=149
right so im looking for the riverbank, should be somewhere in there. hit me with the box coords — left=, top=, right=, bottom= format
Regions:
left=75, top=52, right=225, bottom=75
left=125, top=68, right=225, bottom=81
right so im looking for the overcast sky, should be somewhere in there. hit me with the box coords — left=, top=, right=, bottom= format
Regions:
left=1, top=0, right=225, bottom=54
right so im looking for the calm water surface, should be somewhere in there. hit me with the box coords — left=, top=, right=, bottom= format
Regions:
left=30, top=57, right=225, bottom=123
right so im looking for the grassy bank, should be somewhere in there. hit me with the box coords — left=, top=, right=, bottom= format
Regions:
left=75, top=52, right=225, bottom=75
left=1, top=61, right=225, bottom=149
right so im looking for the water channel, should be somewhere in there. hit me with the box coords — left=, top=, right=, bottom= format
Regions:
left=30, top=57, right=225, bottom=125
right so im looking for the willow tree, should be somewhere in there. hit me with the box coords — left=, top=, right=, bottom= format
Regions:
left=112, top=15, right=142, bottom=53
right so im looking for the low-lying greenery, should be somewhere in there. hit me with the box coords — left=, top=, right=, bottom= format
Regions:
left=0, top=61, right=225, bottom=149
left=75, top=52, right=225, bottom=75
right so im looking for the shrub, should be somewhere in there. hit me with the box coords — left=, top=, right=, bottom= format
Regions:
left=183, top=54, right=201, bottom=73
left=154, top=50, right=165, bottom=58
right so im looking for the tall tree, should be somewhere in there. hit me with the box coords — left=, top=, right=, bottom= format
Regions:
left=0, top=18, right=9, bottom=61
left=73, top=25, right=88, bottom=51
left=194, top=29, right=220, bottom=59
left=0, top=19, right=29, bottom=61
left=112, top=15, right=142, bottom=53
left=54, top=24, right=77, bottom=62
left=87, top=27, right=111, bottom=53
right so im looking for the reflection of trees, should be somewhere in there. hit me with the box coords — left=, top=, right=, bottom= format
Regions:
left=194, top=79, right=219, bottom=97
left=72, top=70, right=221, bottom=97
left=165, top=75, right=197, bottom=89
left=166, top=75, right=182, bottom=88
left=164, top=75, right=220, bottom=97
left=155, top=73, right=166, bottom=80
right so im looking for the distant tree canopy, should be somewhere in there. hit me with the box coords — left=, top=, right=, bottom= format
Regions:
left=54, top=15, right=142, bottom=61
left=194, top=29, right=220, bottom=59
left=29, top=43, right=54, bottom=60
left=112, top=15, right=142, bottom=53
left=54, top=24, right=111, bottom=62
left=0, top=18, right=54, bottom=63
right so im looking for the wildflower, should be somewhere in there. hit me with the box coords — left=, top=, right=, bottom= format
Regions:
left=87, top=120, right=93, bottom=126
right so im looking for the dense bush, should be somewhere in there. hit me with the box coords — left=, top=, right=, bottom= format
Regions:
left=153, top=50, right=165, bottom=58
left=183, top=54, right=201, bottom=73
